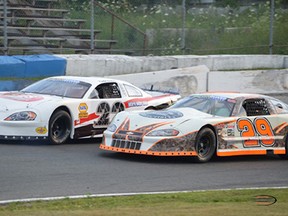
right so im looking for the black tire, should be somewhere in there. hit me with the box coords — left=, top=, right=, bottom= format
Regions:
left=49, top=110, right=71, bottom=145
left=194, top=127, right=216, bottom=163
left=279, top=136, right=288, bottom=159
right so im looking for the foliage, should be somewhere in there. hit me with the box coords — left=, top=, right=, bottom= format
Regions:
left=61, top=0, right=288, bottom=55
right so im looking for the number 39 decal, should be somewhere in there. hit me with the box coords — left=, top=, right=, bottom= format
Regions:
left=237, top=117, right=275, bottom=147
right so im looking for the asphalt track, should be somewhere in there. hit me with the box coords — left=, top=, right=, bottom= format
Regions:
left=0, top=138, right=288, bottom=202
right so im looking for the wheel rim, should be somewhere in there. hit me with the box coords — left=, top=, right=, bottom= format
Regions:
left=198, top=136, right=212, bottom=158
left=52, top=116, right=70, bottom=140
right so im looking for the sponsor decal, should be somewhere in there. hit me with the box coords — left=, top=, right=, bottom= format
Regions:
left=35, top=127, right=47, bottom=134
left=139, top=110, right=183, bottom=119
left=217, top=122, right=235, bottom=137
left=0, top=92, right=44, bottom=102
left=51, top=78, right=80, bottom=84
left=74, top=113, right=99, bottom=126
left=78, top=103, right=88, bottom=118
left=124, top=95, right=171, bottom=108
left=128, top=101, right=148, bottom=107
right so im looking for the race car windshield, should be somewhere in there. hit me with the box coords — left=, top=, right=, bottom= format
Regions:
left=21, top=79, right=91, bottom=99
left=170, top=95, right=236, bottom=117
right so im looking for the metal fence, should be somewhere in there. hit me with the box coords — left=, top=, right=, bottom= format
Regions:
left=1, top=0, right=288, bottom=56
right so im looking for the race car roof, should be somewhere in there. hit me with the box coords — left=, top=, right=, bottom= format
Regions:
left=48, top=76, right=131, bottom=86
left=201, top=92, right=271, bottom=100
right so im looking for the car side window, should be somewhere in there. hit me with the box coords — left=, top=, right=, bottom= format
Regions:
left=124, top=84, right=143, bottom=97
left=270, top=99, right=288, bottom=114
left=242, top=98, right=270, bottom=116
left=89, top=89, right=99, bottom=99
left=214, top=100, right=232, bottom=117
left=95, top=82, right=122, bottom=99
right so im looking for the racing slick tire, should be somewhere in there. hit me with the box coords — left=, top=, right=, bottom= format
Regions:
left=49, top=110, right=71, bottom=145
left=194, top=127, right=216, bottom=163
left=279, top=136, right=288, bottom=160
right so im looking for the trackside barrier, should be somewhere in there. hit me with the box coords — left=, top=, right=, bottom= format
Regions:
left=0, top=56, right=25, bottom=77
left=1, top=54, right=288, bottom=93
left=108, top=65, right=209, bottom=96
left=0, top=80, right=34, bottom=91
left=15, top=54, right=66, bottom=78
left=108, top=66, right=288, bottom=96
left=59, top=54, right=287, bottom=96
left=0, top=54, right=67, bottom=91
left=59, top=54, right=288, bottom=76
left=208, top=70, right=288, bottom=94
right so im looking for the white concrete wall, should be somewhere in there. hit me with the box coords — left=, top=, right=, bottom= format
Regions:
left=57, top=54, right=288, bottom=95
left=108, top=65, right=209, bottom=96
left=58, top=54, right=288, bottom=76
left=108, top=67, right=288, bottom=96
left=58, top=54, right=143, bottom=76
left=208, top=69, right=288, bottom=94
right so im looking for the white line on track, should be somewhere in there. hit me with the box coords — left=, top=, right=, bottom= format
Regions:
left=1, top=186, right=287, bottom=205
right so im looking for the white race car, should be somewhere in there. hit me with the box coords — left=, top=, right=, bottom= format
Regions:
left=100, top=92, right=288, bottom=162
left=0, top=76, right=180, bottom=144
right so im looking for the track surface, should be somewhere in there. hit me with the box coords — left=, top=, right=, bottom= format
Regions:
left=0, top=138, right=287, bottom=202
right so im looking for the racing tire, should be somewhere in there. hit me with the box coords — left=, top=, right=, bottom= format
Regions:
left=279, top=135, right=288, bottom=160
left=194, top=127, right=216, bottom=163
left=49, top=110, right=71, bottom=145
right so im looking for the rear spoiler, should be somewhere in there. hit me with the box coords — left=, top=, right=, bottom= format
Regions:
left=141, top=84, right=180, bottom=95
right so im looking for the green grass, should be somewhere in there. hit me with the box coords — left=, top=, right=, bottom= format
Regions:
left=1, top=188, right=287, bottom=216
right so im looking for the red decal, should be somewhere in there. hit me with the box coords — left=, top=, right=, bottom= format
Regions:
left=0, top=92, right=44, bottom=102
left=124, top=95, right=172, bottom=108
left=74, top=113, right=99, bottom=126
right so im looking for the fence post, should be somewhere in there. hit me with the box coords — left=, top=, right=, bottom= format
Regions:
left=269, top=0, right=274, bottom=55
left=181, top=0, right=186, bottom=54
left=90, top=0, right=95, bottom=53
left=3, top=0, right=8, bottom=55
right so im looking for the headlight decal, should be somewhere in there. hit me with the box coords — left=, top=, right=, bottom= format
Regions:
left=4, top=111, right=37, bottom=121
left=107, top=123, right=117, bottom=132
left=146, top=129, right=179, bottom=137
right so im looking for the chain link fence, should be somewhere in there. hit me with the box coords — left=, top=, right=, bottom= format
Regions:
left=1, top=0, right=288, bottom=56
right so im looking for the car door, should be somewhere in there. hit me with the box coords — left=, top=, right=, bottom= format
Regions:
left=235, top=98, right=280, bottom=151
left=74, top=82, right=125, bottom=139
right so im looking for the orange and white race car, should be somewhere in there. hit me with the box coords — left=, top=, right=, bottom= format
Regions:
left=100, top=92, right=288, bottom=162
left=0, top=76, right=180, bottom=144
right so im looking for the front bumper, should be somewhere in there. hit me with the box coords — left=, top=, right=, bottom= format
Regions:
left=100, top=130, right=198, bottom=156
left=0, top=121, right=48, bottom=141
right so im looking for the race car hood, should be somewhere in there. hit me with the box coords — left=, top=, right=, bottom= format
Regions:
left=0, top=91, right=62, bottom=112
left=113, top=107, right=212, bottom=131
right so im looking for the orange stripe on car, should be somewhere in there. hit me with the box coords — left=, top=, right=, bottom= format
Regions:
left=273, top=149, right=286, bottom=154
left=99, top=144, right=197, bottom=156
left=217, top=148, right=286, bottom=156
left=275, top=122, right=288, bottom=134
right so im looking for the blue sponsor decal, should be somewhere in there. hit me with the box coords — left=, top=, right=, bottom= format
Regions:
left=140, top=110, right=183, bottom=119
left=128, top=101, right=148, bottom=107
